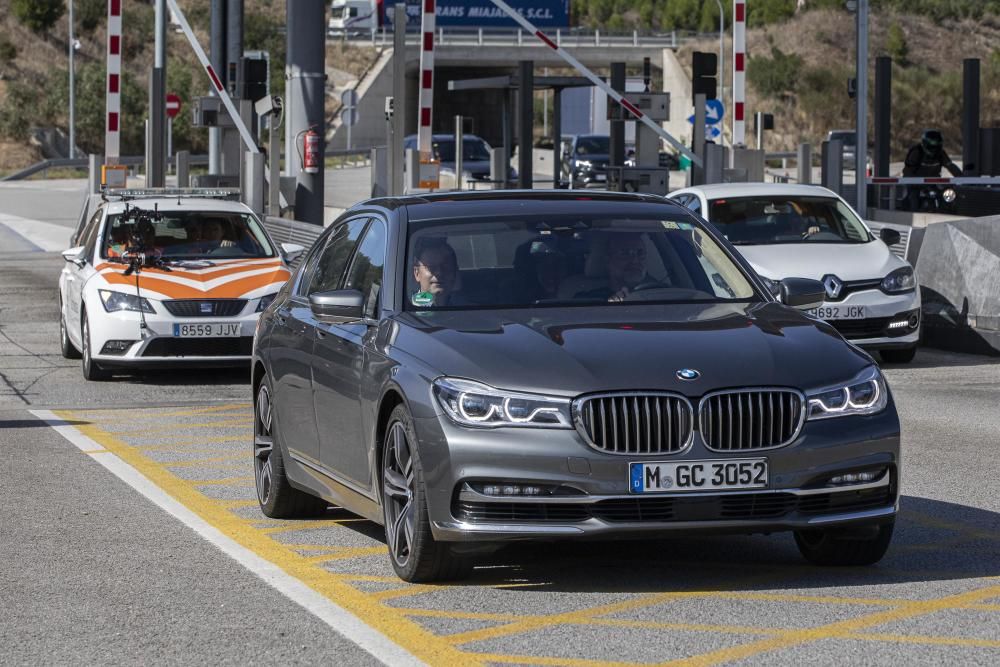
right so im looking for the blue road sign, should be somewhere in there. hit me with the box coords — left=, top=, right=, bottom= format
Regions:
left=687, top=99, right=725, bottom=126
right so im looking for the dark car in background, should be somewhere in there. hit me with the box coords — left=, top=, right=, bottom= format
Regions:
left=252, top=191, right=901, bottom=582
left=562, top=134, right=611, bottom=188
left=403, top=133, right=516, bottom=186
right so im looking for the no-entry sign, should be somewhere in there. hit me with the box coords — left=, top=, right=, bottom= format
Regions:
left=166, top=93, right=182, bottom=119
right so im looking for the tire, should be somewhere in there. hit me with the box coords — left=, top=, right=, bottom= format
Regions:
left=254, top=376, right=328, bottom=519
left=59, top=303, right=81, bottom=359
left=381, top=404, right=471, bottom=583
left=880, top=347, right=916, bottom=364
left=794, top=520, right=894, bottom=566
left=80, top=311, right=111, bottom=381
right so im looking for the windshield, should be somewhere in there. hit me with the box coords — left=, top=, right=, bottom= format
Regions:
left=432, top=138, right=492, bottom=163
left=574, top=136, right=610, bottom=155
left=708, top=196, right=872, bottom=245
left=101, top=210, right=275, bottom=260
left=405, top=214, right=758, bottom=310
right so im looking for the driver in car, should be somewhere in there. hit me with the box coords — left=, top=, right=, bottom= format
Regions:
left=576, top=233, right=666, bottom=302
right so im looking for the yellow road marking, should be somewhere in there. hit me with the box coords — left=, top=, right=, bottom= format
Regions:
left=59, top=410, right=479, bottom=666
left=218, top=500, right=260, bottom=510
left=82, top=404, right=247, bottom=421
left=80, top=449, right=109, bottom=454
left=664, top=579, right=1000, bottom=666
left=302, top=546, right=388, bottom=564
left=189, top=476, right=255, bottom=486
left=139, top=437, right=246, bottom=449
left=165, top=454, right=247, bottom=468
left=371, top=584, right=441, bottom=602
left=103, top=418, right=251, bottom=434
left=258, top=519, right=367, bottom=534
left=470, top=653, right=644, bottom=667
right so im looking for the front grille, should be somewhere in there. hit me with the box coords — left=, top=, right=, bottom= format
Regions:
left=825, top=279, right=883, bottom=302
left=699, top=390, right=803, bottom=451
left=141, top=336, right=253, bottom=357
left=162, top=299, right=248, bottom=317
left=829, top=316, right=893, bottom=339
left=575, top=393, right=693, bottom=455
left=452, top=489, right=893, bottom=525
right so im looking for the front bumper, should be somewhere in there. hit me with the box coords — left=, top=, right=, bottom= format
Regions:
left=87, top=305, right=259, bottom=367
left=816, top=288, right=921, bottom=349
left=414, top=402, right=900, bottom=542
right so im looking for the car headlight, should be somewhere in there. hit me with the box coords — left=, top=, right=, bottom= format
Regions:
left=806, top=366, right=888, bottom=420
left=575, top=159, right=592, bottom=169
left=433, top=377, right=572, bottom=429
left=99, top=290, right=155, bottom=314
left=256, top=292, right=278, bottom=312
left=881, top=266, right=916, bottom=294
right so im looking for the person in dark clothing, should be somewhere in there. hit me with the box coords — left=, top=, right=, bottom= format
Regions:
left=575, top=233, right=666, bottom=302
left=902, top=129, right=961, bottom=210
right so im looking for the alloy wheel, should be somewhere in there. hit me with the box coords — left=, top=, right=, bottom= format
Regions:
left=254, top=383, right=274, bottom=506
left=382, top=422, right=416, bottom=567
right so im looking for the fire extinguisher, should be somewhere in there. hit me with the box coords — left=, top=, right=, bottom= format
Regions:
left=298, top=126, right=321, bottom=174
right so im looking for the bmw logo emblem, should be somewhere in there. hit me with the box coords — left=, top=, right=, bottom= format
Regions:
left=676, top=368, right=700, bottom=381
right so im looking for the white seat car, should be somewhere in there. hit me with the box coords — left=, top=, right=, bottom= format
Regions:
left=59, top=190, right=304, bottom=380
left=668, top=183, right=920, bottom=363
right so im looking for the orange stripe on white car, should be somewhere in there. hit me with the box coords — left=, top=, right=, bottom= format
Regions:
left=95, top=258, right=290, bottom=301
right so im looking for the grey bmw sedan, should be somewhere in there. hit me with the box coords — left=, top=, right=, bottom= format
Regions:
left=251, top=191, right=900, bottom=582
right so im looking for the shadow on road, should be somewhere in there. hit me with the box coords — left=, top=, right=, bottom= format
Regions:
left=102, top=367, right=251, bottom=387
left=327, top=495, right=999, bottom=591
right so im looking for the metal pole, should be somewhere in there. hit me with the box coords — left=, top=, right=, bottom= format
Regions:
left=855, top=0, right=868, bottom=216
left=610, top=62, right=626, bottom=172
left=454, top=114, right=463, bottom=190
left=518, top=60, right=533, bottom=189
left=391, top=3, right=406, bottom=196
left=553, top=87, right=562, bottom=187
left=714, top=0, right=724, bottom=143
left=286, top=0, right=325, bottom=224
left=227, top=0, right=244, bottom=100
left=962, top=58, right=981, bottom=176
left=149, top=0, right=167, bottom=187
left=68, top=0, right=75, bottom=159
left=209, top=0, right=226, bottom=174
left=693, top=93, right=706, bottom=186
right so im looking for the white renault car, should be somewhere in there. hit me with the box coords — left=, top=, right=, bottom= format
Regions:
left=668, top=183, right=920, bottom=363
left=58, top=190, right=303, bottom=380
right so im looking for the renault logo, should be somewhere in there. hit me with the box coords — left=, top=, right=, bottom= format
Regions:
left=821, top=275, right=843, bottom=300
left=676, top=369, right=700, bottom=381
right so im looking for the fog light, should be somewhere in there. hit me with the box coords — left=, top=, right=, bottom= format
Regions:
left=100, top=340, right=137, bottom=355
left=908, top=314, right=920, bottom=328
left=887, top=320, right=909, bottom=329
left=827, top=467, right=886, bottom=486
left=470, top=482, right=553, bottom=497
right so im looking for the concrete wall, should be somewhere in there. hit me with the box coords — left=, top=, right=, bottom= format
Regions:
left=662, top=48, right=692, bottom=148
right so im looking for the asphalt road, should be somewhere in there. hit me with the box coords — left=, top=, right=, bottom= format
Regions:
left=1, top=181, right=999, bottom=666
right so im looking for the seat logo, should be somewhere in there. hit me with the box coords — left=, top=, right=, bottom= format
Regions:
left=199, top=302, right=213, bottom=314
left=676, top=368, right=700, bottom=381
left=821, top=274, right=843, bottom=300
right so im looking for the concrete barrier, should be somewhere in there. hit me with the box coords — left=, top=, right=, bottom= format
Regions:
left=914, top=215, right=1000, bottom=355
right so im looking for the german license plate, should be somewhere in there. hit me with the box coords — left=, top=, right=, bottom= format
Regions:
left=173, top=322, right=241, bottom=337
left=629, top=458, right=768, bottom=494
left=807, top=305, right=867, bottom=320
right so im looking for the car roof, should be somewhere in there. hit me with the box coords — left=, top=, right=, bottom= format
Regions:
left=100, top=198, right=255, bottom=216
left=670, top=183, right=842, bottom=200
left=356, top=189, right=685, bottom=220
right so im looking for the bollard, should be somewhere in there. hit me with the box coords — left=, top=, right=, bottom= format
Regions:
left=455, top=115, right=464, bottom=191
left=242, top=151, right=265, bottom=216
left=797, top=143, right=812, bottom=184
left=176, top=150, right=190, bottom=187
left=88, top=154, right=101, bottom=194
left=821, top=140, right=844, bottom=197
left=705, top=144, right=727, bottom=184
left=490, top=147, right=506, bottom=189
left=370, top=146, right=388, bottom=197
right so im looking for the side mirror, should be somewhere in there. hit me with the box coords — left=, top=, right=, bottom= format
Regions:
left=280, top=242, right=305, bottom=263
left=62, top=246, right=87, bottom=267
left=779, top=277, right=825, bottom=310
left=879, top=227, right=901, bottom=247
left=309, top=289, right=364, bottom=322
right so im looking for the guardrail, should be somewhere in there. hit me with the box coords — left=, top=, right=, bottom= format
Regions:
left=349, top=26, right=683, bottom=49
left=262, top=215, right=325, bottom=269
left=1, top=154, right=210, bottom=182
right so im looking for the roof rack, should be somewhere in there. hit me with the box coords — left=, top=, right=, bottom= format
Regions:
left=102, top=187, right=241, bottom=201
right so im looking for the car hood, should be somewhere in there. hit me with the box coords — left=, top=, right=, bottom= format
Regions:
left=91, top=258, right=290, bottom=300
left=390, top=302, right=872, bottom=398
left=735, top=242, right=902, bottom=282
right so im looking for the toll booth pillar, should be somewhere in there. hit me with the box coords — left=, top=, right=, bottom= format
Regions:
left=821, top=140, right=844, bottom=195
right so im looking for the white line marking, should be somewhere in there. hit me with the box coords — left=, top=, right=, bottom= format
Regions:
left=0, top=213, right=72, bottom=252
left=30, top=409, right=424, bottom=667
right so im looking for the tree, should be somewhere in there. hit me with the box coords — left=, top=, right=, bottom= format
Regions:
left=11, top=0, right=65, bottom=33
left=77, top=0, right=107, bottom=33
left=885, top=23, right=908, bottom=65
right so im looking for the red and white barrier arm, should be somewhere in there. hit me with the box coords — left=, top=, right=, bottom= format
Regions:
left=867, top=176, right=1000, bottom=185
left=166, top=0, right=259, bottom=155
left=487, top=0, right=702, bottom=167
left=417, top=0, right=436, bottom=159
left=732, top=1, right=746, bottom=146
